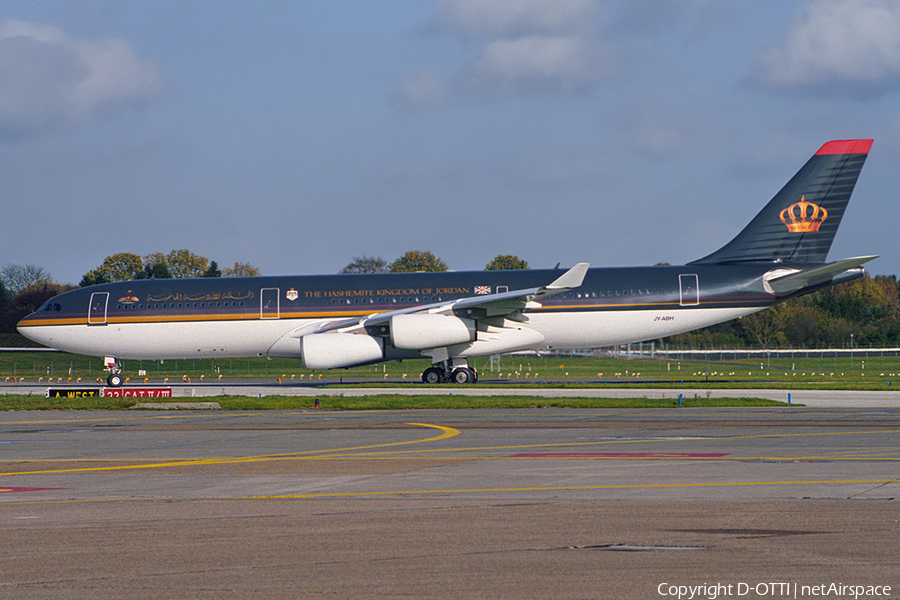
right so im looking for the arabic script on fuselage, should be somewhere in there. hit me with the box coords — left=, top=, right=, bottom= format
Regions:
left=146, top=291, right=255, bottom=302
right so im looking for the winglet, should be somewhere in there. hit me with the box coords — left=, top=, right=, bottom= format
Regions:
left=546, top=263, right=590, bottom=290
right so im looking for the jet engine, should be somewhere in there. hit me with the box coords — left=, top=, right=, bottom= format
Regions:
left=300, top=333, right=384, bottom=369
left=390, top=314, right=476, bottom=350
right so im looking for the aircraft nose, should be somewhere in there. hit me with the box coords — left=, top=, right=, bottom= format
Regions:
left=17, top=313, right=55, bottom=346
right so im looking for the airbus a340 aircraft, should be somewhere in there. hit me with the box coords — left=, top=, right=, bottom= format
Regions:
left=19, top=139, right=877, bottom=386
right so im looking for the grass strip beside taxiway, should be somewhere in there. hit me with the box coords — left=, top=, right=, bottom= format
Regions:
left=0, top=394, right=788, bottom=411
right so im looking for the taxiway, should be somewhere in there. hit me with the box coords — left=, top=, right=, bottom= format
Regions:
left=1, top=406, right=898, bottom=598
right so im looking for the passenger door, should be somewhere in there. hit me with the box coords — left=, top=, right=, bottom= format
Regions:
left=679, top=274, right=699, bottom=306
left=261, top=288, right=280, bottom=319
left=88, top=292, right=109, bottom=325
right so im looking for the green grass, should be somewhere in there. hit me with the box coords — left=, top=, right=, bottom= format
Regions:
left=0, top=393, right=787, bottom=411
left=3, top=350, right=899, bottom=390
left=0, top=395, right=137, bottom=410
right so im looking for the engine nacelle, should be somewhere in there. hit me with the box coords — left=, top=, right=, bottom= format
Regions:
left=390, top=314, right=476, bottom=350
left=300, top=333, right=384, bottom=369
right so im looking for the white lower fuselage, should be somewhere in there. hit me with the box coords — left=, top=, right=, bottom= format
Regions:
left=21, top=306, right=764, bottom=362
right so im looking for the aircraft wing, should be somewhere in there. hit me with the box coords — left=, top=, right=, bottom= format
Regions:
left=765, top=255, right=878, bottom=295
left=316, top=262, right=590, bottom=334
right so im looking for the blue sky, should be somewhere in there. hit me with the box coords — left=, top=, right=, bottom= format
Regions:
left=3, top=0, right=900, bottom=285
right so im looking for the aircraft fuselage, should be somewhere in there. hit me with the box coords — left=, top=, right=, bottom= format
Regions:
left=17, top=262, right=855, bottom=362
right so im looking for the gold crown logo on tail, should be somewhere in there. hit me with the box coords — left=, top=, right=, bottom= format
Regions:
left=780, top=196, right=827, bottom=232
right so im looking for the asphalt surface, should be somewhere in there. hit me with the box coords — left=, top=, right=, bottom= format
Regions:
left=1, top=405, right=898, bottom=599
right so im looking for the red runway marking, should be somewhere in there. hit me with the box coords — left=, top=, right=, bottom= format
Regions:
left=512, top=452, right=729, bottom=459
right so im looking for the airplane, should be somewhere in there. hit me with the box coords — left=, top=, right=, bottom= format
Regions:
left=18, top=139, right=877, bottom=387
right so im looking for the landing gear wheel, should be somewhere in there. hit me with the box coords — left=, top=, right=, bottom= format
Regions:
left=422, top=367, right=445, bottom=384
left=450, top=367, right=476, bottom=385
left=107, top=373, right=124, bottom=388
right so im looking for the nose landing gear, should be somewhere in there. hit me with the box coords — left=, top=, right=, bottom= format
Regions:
left=104, top=357, right=124, bottom=387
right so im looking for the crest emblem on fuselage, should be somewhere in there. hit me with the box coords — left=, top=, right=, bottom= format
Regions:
left=119, top=291, right=139, bottom=303
left=286, top=288, right=299, bottom=301
left=780, top=196, right=827, bottom=233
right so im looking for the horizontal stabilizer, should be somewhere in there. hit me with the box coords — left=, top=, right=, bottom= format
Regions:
left=766, top=255, right=878, bottom=295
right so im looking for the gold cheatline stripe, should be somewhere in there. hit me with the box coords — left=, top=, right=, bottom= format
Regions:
left=19, top=299, right=770, bottom=328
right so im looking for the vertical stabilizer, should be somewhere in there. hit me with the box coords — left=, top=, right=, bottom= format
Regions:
left=690, top=139, right=872, bottom=265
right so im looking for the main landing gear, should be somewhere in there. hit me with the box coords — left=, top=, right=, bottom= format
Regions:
left=421, top=361, right=478, bottom=385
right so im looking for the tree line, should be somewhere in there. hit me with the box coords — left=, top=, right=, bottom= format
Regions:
left=339, top=252, right=528, bottom=273
left=666, top=275, right=900, bottom=349
left=80, top=251, right=260, bottom=285
left=0, top=251, right=259, bottom=335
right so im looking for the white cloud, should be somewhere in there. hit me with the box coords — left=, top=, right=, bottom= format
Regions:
left=756, top=0, right=900, bottom=93
left=462, top=35, right=594, bottom=95
left=399, top=0, right=607, bottom=107
left=0, top=20, right=164, bottom=140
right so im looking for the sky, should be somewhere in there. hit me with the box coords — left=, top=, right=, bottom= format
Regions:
left=3, top=0, right=900, bottom=285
